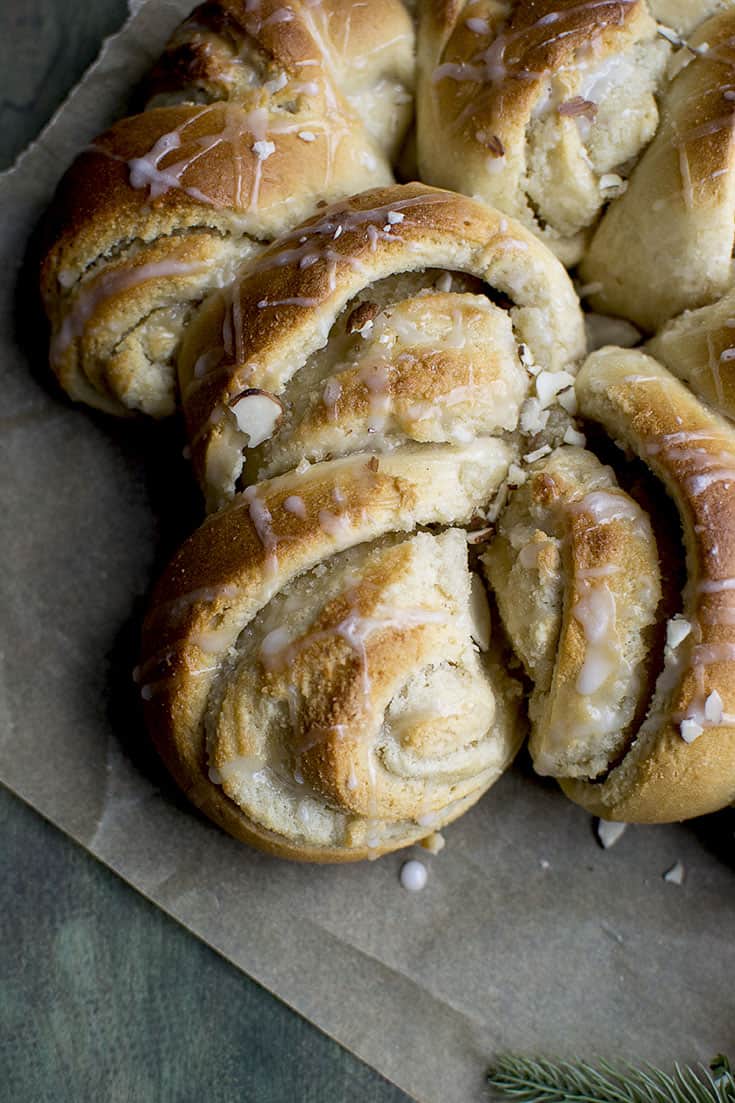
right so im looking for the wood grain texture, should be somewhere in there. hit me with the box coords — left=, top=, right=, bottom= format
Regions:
left=0, top=3, right=411, bottom=1099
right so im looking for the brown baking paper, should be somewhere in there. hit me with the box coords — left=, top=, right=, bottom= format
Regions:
left=1, top=5, right=734, bottom=1100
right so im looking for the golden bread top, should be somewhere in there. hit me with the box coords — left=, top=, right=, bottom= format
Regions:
left=416, top=0, right=667, bottom=262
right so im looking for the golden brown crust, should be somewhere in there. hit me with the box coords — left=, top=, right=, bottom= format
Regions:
left=564, top=348, right=735, bottom=821
left=416, top=0, right=667, bottom=263
left=178, top=181, right=585, bottom=508
left=581, top=11, right=735, bottom=330
left=41, top=0, right=414, bottom=417
left=140, top=442, right=521, bottom=861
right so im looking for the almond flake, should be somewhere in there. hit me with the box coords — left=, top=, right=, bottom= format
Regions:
left=563, top=426, right=586, bottom=448
left=704, top=690, right=724, bottom=724
left=557, top=387, right=578, bottom=416
left=680, top=718, right=703, bottom=743
left=536, top=369, right=576, bottom=409
left=252, top=139, right=276, bottom=160
left=558, top=97, right=598, bottom=119
left=663, top=860, right=685, bottom=885
left=666, top=616, right=692, bottom=650
left=523, top=444, right=552, bottom=464
left=596, top=820, right=627, bottom=849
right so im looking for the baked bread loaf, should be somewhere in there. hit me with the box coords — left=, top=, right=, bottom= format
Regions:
left=415, top=0, right=669, bottom=263
left=178, top=182, right=586, bottom=510
left=40, top=0, right=414, bottom=418
left=487, top=347, right=735, bottom=822
left=139, top=444, right=523, bottom=860
left=581, top=11, right=735, bottom=330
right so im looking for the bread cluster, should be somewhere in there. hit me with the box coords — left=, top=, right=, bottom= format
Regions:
left=42, top=0, right=735, bottom=860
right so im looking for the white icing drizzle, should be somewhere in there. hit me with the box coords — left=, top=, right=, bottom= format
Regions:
left=243, top=485, right=279, bottom=578
left=566, top=490, right=648, bottom=698
left=283, top=495, right=307, bottom=518
left=572, top=566, right=620, bottom=695
left=51, top=258, right=209, bottom=368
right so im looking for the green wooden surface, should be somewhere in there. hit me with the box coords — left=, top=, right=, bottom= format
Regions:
left=0, top=4, right=411, bottom=1100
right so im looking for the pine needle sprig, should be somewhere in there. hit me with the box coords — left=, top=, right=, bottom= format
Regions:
left=487, top=1054, right=735, bottom=1103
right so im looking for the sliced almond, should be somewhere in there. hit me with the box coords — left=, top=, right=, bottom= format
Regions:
left=229, top=389, right=284, bottom=448
left=346, top=301, right=380, bottom=334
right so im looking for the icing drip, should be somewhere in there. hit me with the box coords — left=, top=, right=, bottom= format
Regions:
left=572, top=566, right=621, bottom=695
left=243, top=486, right=279, bottom=578
left=51, top=258, right=209, bottom=368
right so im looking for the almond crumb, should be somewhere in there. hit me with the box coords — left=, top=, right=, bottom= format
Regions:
left=558, top=97, right=598, bottom=119
left=663, top=860, right=685, bottom=885
left=420, top=832, right=446, bottom=855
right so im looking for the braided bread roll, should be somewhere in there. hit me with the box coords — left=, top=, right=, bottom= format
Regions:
left=581, top=11, right=735, bottom=331
left=40, top=0, right=414, bottom=418
left=139, top=444, right=523, bottom=860
left=487, top=347, right=735, bottom=822
left=415, top=0, right=669, bottom=264
left=178, top=183, right=586, bottom=510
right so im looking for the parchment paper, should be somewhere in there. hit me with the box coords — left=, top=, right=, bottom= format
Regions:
left=1, top=5, right=734, bottom=1100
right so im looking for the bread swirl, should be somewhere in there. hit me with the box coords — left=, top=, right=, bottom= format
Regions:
left=40, top=0, right=414, bottom=418
left=139, top=443, right=523, bottom=860
left=415, top=0, right=669, bottom=264
left=483, top=445, right=661, bottom=780
left=581, top=11, right=735, bottom=330
left=489, top=348, right=735, bottom=822
left=178, top=182, right=586, bottom=510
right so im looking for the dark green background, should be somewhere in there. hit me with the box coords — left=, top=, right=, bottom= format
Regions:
left=0, top=5, right=410, bottom=1100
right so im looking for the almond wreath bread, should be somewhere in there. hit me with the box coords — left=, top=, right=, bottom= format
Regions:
left=41, top=0, right=735, bottom=858
left=40, top=0, right=414, bottom=418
